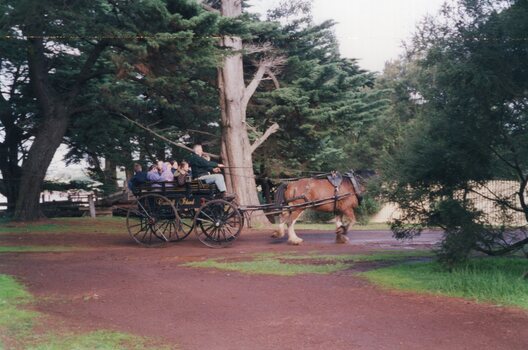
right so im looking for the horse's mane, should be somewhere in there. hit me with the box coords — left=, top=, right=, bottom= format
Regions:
left=274, top=183, right=288, bottom=206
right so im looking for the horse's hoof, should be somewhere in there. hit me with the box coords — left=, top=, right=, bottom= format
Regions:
left=335, top=235, right=349, bottom=244
left=336, top=225, right=349, bottom=235
left=271, top=231, right=284, bottom=239
left=288, top=238, right=303, bottom=245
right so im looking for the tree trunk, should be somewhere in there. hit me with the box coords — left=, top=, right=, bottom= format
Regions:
left=13, top=110, right=69, bottom=221
left=219, top=0, right=268, bottom=225
left=0, top=125, right=23, bottom=214
left=104, top=158, right=119, bottom=190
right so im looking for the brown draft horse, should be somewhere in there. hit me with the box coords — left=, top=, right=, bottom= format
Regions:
left=271, top=172, right=363, bottom=245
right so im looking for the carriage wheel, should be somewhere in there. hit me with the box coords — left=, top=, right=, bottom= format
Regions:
left=172, top=202, right=195, bottom=242
left=126, top=194, right=178, bottom=247
left=194, top=199, right=243, bottom=248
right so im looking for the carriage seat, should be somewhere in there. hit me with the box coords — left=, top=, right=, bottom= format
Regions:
left=136, top=180, right=217, bottom=194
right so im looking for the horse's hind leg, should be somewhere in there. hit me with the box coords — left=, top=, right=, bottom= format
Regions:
left=287, top=210, right=304, bottom=245
left=271, top=212, right=288, bottom=239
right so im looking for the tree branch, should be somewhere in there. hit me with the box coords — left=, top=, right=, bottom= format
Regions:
left=250, top=122, right=279, bottom=154
left=26, top=38, right=56, bottom=116
left=196, top=0, right=220, bottom=13
left=475, top=235, right=528, bottom=256
left=68, top=41, right=108, bottom=104
left=468, top=188, right=524, bottom=212
left=115, top=112, right=220, bottom=159
left=242, top=62, right=267, bottom=110
left=242, top=56, right=285, bottom=110
left=266, top=68, right=280, bottom=89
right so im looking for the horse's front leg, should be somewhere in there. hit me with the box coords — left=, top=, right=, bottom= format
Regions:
left=287, top=210, right=304, bottom=245
left=271, top=212, right=288, bottom=239
left=335, top=208, right=356, bottom=244
left=335, top=213, right=349, bottom=244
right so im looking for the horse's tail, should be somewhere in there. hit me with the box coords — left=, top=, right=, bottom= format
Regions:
left=274, top=183, right=288, bottom=207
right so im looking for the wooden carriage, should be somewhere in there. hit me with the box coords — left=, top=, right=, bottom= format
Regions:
left=126, top=180, right=243, bottom=248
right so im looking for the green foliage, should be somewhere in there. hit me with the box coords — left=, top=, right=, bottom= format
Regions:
left=380, top=0, right=528, bottom=265
left=1, top=0, right=224, bottom=211
left=245, top=4, right=390, bottom=175
left=362, top=257, right=528, bottom=309
left=299, top=209, right=334, bottom=224
left=355, top=195, right=381, bottom=225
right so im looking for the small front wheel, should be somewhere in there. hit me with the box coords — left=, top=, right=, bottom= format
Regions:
left=194, top=199, right=243, bottom=248
left=126, top=194, right=177, bottom=247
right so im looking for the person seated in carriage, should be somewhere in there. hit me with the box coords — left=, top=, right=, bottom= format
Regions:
left=147, top=161, right=174, bottom=187
left=188, top=144, right=235, bottom=200
left=128, top=163, right=148, bottom=192
left=174, top=160, right=191, bottom=186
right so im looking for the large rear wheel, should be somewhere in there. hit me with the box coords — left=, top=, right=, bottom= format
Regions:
left=194, top=199, right=243, bottom=248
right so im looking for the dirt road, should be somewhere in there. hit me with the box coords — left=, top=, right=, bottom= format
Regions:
left=1, top=228, right=527, bottom=349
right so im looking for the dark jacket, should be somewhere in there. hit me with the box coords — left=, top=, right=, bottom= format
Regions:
left=188, top=153, right=218, bottom=178
left=128, top=171, right=148, bottom=192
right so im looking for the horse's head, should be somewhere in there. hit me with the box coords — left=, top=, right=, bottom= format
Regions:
left=344, top=169, right=376, bottom=182
left=343, top=169, right=377, bottom=197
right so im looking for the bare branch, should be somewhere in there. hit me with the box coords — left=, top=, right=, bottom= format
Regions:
left=115, top=112, right=220, bottom=159
left=246, top=122, right=258, bottom=134
left=468, top=187, right=524, bottom=212
left=244, top=42, right=274, bottom=55
left=187, top=129, right=220, bottom=138
left=250, top=122, right=279, bottom=154
left=242, top=55, right=286, bottom=109
left=196, top=0, right=220, bottom=13
left=266, top=68, right=280, bottom=89
left=242, top=62, right=267, bottom=110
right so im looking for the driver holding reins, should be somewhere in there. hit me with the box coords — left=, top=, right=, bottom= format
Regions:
left=188, top=144, right=235, bottom=200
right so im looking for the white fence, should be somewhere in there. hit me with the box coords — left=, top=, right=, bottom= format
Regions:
left=371, top=180, right=527, bottom=227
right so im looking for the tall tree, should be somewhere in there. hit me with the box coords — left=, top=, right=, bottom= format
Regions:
left=247, top=2, right=389, bottom=175
left=199, top=0, right=281, bottom=224
left=0, top=25, right=34, bottom=213
left=381, top=0, right=528, bottom=265
left=1, top=0, right=221, bottom=220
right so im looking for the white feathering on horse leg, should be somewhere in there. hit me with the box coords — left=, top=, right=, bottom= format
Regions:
left=287, top=218, right=303, bottom=245
left=335, top=216, right=343, bottom=229
left=272, top=213, right=287, bottom=238
left=273, top=222, right=286, bottom=238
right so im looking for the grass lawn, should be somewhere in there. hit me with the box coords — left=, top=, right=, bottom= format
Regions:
left=0, top=274, right=173, bottom=349
left=0, top=246, right=82, bottom=253
left=0, top=217, right=126, bottom=235
left=362, top=257, right=528, bottom=309
left=184, top=251, right=433, bottom=276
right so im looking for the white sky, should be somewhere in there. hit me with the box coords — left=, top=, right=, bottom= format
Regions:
left=248, top=0, right=446, bottom=72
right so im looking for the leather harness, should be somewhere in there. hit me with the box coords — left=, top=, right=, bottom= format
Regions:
left=281, top=170, right=363, bottom=215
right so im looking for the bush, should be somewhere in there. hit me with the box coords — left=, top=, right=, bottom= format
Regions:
left=355, top=195, right=381, bottom=225
left=300, top=210, right=334, bottom=223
